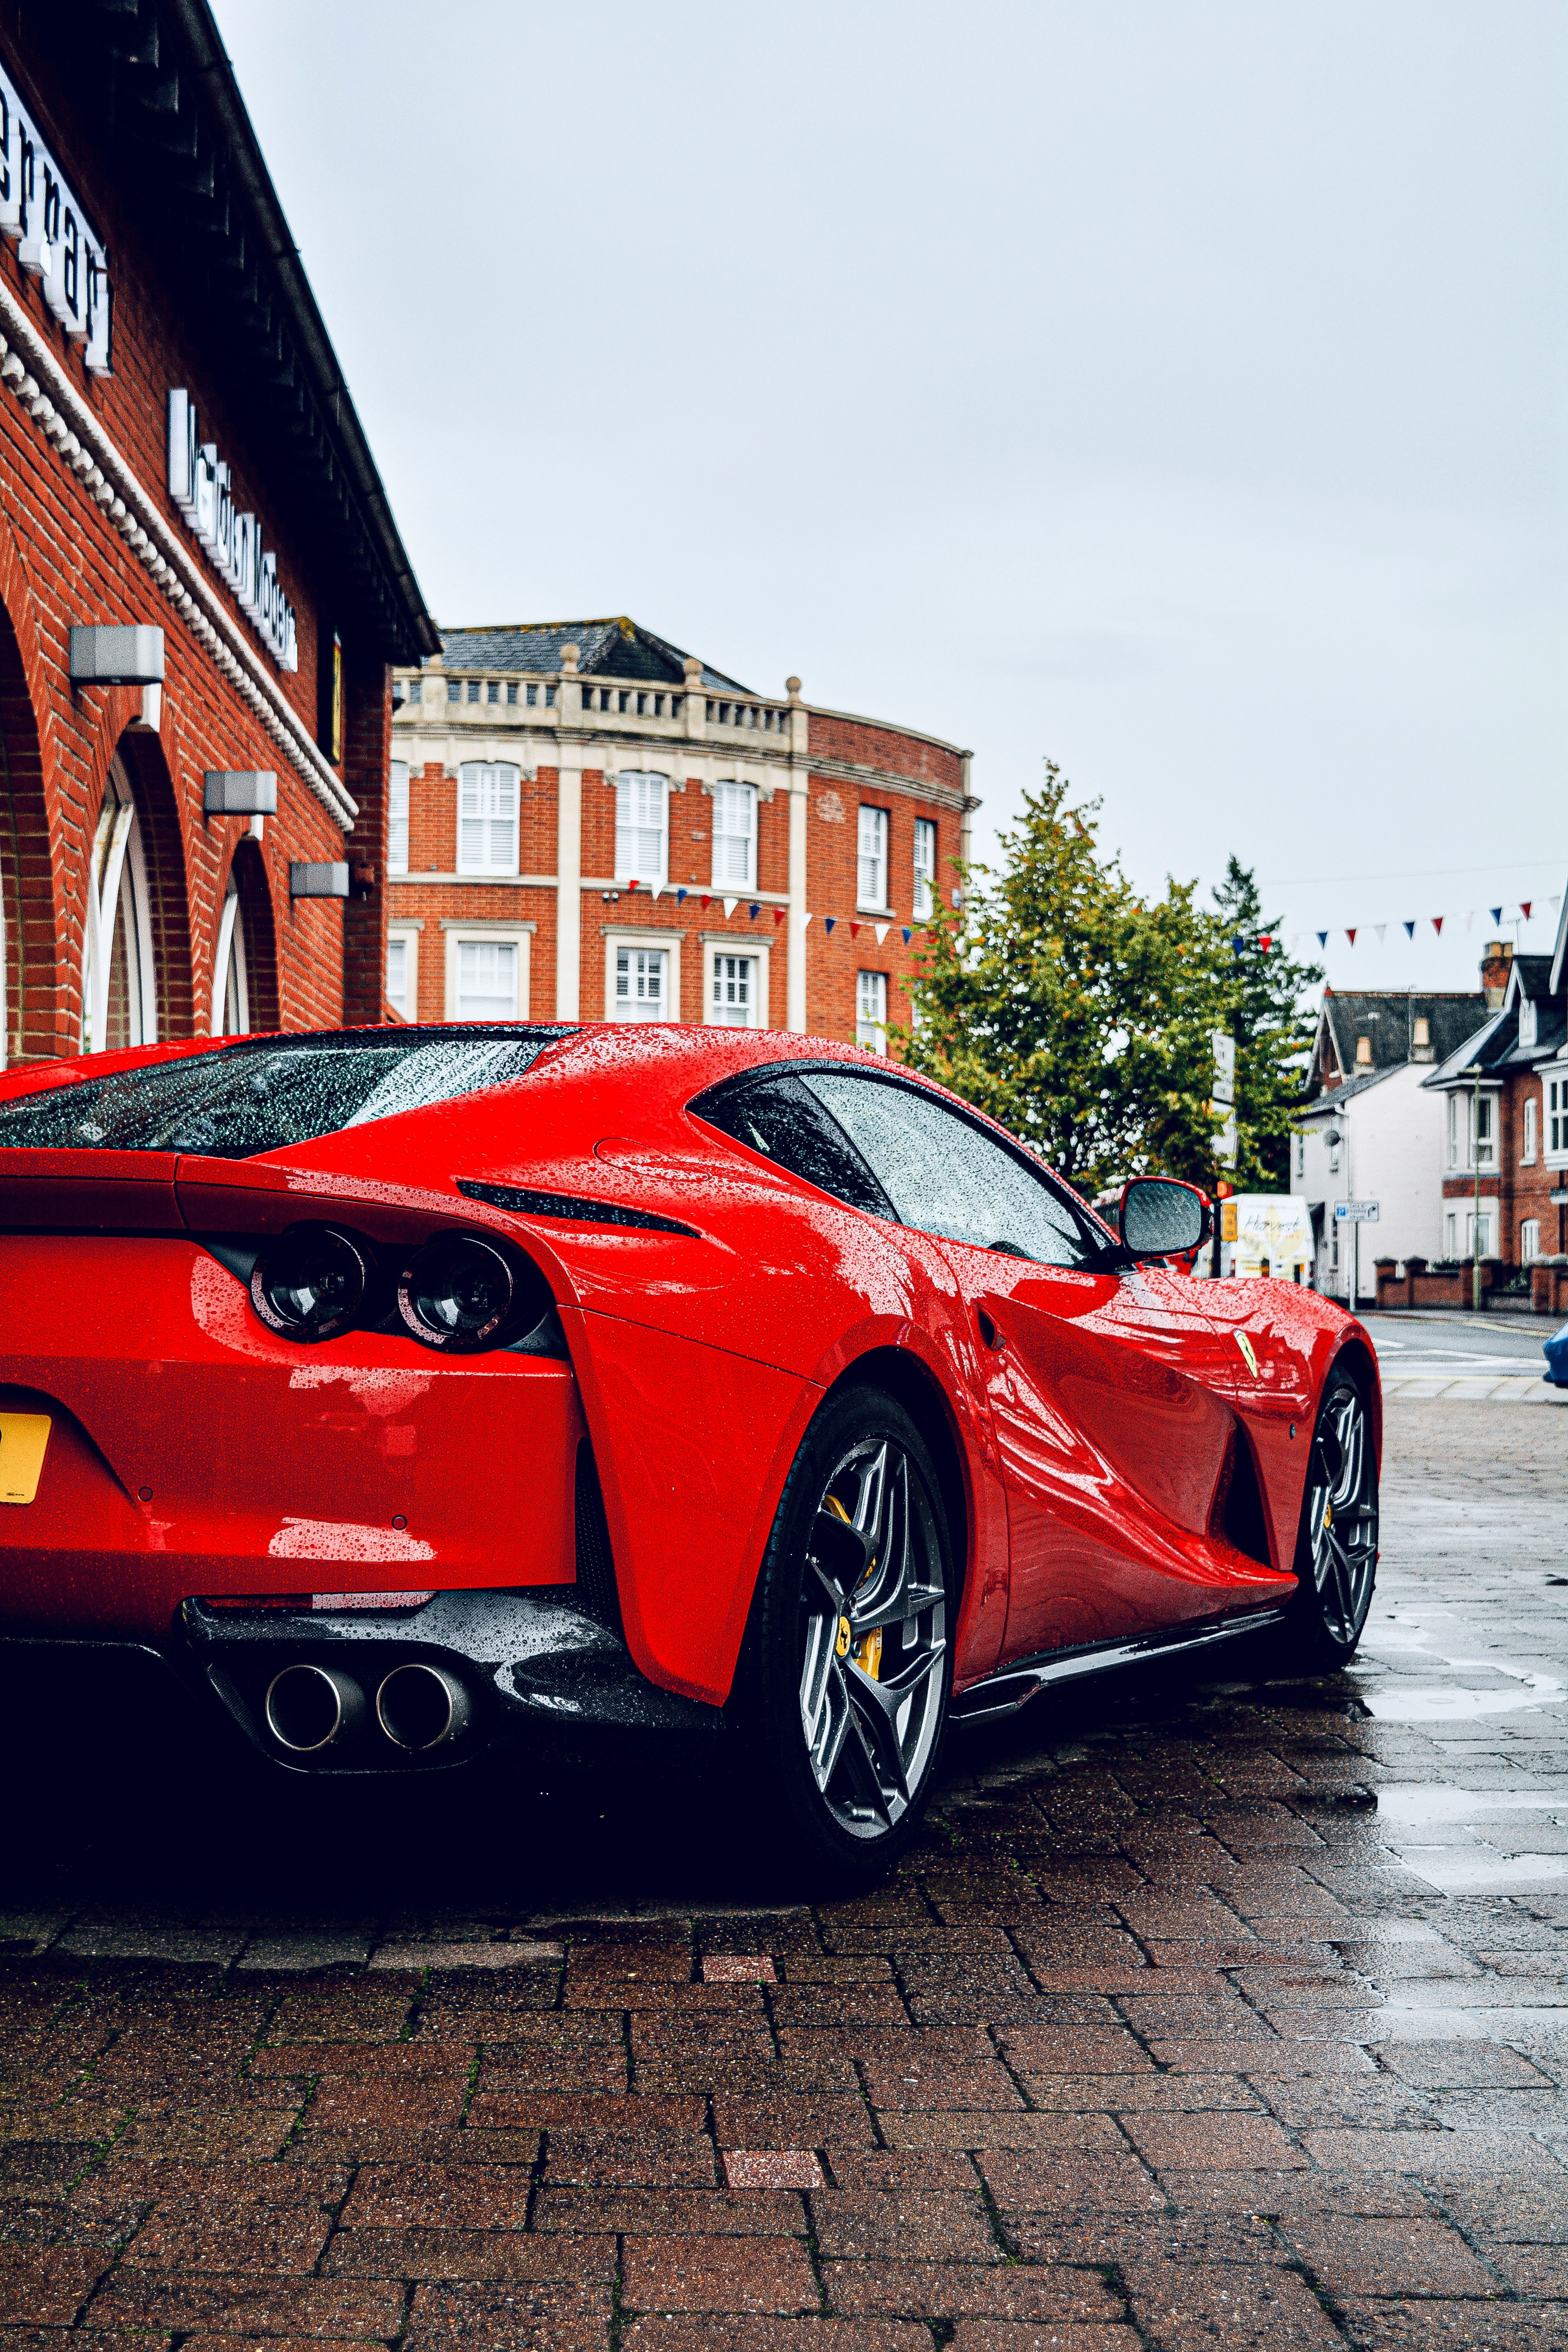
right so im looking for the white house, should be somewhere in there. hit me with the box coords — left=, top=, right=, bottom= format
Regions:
left=1294, top=989, right=1486, bottom=1304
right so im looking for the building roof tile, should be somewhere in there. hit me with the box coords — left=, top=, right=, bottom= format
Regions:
left=426, top=617, right=755, bottom=695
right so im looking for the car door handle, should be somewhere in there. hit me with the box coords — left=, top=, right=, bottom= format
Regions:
left=976, top=1308, right=1005, bottom=1353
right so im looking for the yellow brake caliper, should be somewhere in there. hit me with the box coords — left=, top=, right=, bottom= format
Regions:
left=825, top=1491, right=881, bottom=1679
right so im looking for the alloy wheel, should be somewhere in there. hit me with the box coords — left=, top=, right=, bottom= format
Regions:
left=797, top=1435, right=947, bottom=1840
left=1305, top=1382, right=1378, bottom=1648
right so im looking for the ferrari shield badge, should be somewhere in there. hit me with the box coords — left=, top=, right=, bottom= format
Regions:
left=1235, top=1333, right=1259, bottom=1378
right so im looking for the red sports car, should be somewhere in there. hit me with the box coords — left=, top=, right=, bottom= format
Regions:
left=0, top=1022, right=1379, bottom=1880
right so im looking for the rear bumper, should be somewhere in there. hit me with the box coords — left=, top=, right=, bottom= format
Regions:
left=0, top=1588, right=723, bottom=1774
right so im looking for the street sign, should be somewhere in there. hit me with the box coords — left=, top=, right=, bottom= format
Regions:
left=1210, top=1031, right=1235, bottom=1108
left=1334, top=1200, right=1379, bottom=1222
left=1215, top=1112, right=1238, bottom=1165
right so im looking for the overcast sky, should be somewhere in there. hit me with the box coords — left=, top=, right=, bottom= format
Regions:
left=216, top=0, right=1564, bottom=997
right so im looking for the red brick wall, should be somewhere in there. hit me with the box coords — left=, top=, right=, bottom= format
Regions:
left=0, top=24, right=393, bottom=1059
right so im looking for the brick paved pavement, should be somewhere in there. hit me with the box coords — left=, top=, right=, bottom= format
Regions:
left=0, top=1398, right=1564, bottom=2349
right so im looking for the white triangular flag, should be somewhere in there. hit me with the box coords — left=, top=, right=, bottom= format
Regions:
left=800, top=911, right=814, bottom=933
left=723, top=897, right=738, bottom=918
left=874, top=923, right=889, bottom=945
left=650, top=881, right=664, bottom=901
left=1374, top=923, right=1386, bottom=944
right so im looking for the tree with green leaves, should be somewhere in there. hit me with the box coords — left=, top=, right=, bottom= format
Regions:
left=890, top=770, right=1319, bottom=1199
left=1209, top=855, right=1322, bottom=1190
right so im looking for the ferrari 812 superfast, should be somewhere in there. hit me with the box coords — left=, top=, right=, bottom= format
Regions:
left=0, top=1023, right=1379, bottom=1879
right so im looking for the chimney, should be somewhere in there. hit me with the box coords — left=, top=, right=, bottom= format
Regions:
left=1412, top=1014, right=1433, bottom=1063
left=1481, top=939, right=1513, bottom=1009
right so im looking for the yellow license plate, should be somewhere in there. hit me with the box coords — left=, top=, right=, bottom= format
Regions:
left=0, top=1414, right=51, bottom=1504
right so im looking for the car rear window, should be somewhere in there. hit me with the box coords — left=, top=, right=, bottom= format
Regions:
left=0, top=1027, right=575, bottom=1160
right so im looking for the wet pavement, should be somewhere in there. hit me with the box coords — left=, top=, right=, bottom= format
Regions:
left=1360, top=1310, right=1564, bottom=1406
left=1, top=1395, right=1565, bottom=2349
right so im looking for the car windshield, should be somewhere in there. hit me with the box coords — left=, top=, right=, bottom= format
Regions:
left=0, top=1027, right=574, bottom=1160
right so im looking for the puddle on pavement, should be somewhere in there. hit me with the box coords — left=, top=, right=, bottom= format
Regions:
left=1376, top=1785, right=1568, bottom=1826
left=1355, top=1612, right=1565, bottom=1720
left=1392, top=1847, right=1568, bottom=1893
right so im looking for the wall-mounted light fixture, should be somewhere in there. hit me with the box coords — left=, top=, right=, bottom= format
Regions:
left=69, top=626, right=165, bottom=685
left=290, top=862, right=349, bottom=900
left=204, top=771, right=277, bottom=816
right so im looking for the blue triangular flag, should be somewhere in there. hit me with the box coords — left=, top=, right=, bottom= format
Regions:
left=1490, top=906, right=1503, bottom=924
left=824, top=916, right=837, bottom=935
left=748, top=902, right=760, bottom=920
left=1403, top=921, right=1414, bottom=938
left=902, top=927, right=912, bottom=946
left=675, top=887, right=687, bottom=904
left=1316, top=931, right=1329, bottom=948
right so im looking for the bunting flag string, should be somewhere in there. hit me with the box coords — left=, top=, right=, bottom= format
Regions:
left=596, top=884, right=1559, bottom=960
left=1258, top=899, right=1550, bottom=954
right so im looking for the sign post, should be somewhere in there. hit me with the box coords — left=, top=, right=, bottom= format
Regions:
left=1209, top=1033, right=1236, bottom=1276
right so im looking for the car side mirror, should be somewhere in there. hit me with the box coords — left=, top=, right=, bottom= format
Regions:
left=1120, top=1176, right=1211, bottom=1261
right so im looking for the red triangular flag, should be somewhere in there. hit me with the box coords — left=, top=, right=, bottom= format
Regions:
left=773, top=907, right=786, bottom=924
left=700, top=894, right=711, bottom=909
left=1345, top=928, right=1356, bottom=946
left=1432, top=915, right=1444, bottom=935
left=1521, top=901, right=1533, bottom=920
left=1259, top=935, right=1272, bottom=949
left=850, top=922, right=861, bottom=938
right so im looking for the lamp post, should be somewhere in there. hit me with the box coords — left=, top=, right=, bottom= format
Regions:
left=1324, top=1124, right=1345, bottom=1303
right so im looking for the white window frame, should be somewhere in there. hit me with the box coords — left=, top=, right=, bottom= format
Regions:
left=603, top=926, right=683, bottom=1023
left=441, top=921, right=532, bottom=1021
left=701, top=934, right=771, bottom=1029
left=1548, top=1069, right=1568, bottom=1165
left=1474, top=1090, right=1497, bottom=1170
left=388, top=760, right=410, bottom=877
left=1523, top=1096, right=1537, bottom=1164
left=913, top=817, right=936, bottom=920
left=457, top=762, right=521, bottom=877
left=387, top=921, right=421, bottom=1022
left=82, top=755, right=158, bottom=1054
left=711, top=782, right=757, bottom=892
left=1520, top=997, right=1538, bottom=1050
left=212, top=877, right=250, bottom=1036
left=857, top=968, right=889, bottom=1053
left=1521, top=1218, right=1541, bottom=1264
left=615, top=770, right=670, bottom=888
left=857, top=805, right=890, bottom=913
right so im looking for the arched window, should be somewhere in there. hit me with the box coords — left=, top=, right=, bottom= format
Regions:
left=212, top=875, right=252, bottom=1035
left=82, top=757, right=158, bottom=1054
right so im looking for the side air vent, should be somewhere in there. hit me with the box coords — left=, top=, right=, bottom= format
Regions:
left=573, top=1441, right=622, bottom=1634
left=1217, top=1427, right=1273, bottom=1568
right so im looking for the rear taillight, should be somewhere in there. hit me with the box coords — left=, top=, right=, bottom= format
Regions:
left=250, top=1224, right=375, bottom=1343
left=397, top=1232, right=546, bottom=1353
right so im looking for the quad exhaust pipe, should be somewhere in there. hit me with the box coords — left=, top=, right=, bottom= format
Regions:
left=263, top=1659, right=471, bottom=1754
left=265, top=1663, right=366, bottom=1752
left=376, top=1662, right=471, bottom=1751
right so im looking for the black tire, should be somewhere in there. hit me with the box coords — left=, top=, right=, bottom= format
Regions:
left=1278, top=1368, right=1379, bottom=1671
left=730, top=1383, right=954, bottom=1890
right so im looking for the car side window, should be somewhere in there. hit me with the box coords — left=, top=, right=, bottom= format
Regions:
left=802, top=1072, right=1102, bottom=1269
left=695, top=1075, right=895, bottom=1218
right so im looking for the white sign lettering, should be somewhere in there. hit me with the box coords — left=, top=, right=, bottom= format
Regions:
left=0, top=67, right=111, bottom=373
left=168, top=390, right=298, bottom=671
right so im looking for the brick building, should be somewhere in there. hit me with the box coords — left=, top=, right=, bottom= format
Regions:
left=387, top=619, right=977, bottom=1042
left=0, top=2, right=433, bottom=1069
left=1423, top=925, right=1568, bottom=1305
